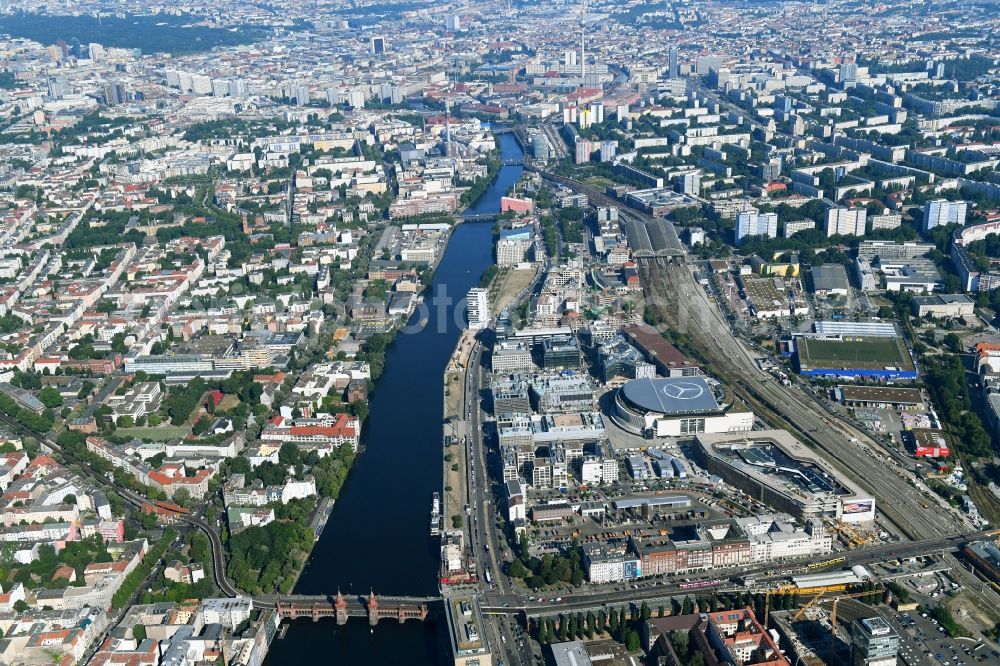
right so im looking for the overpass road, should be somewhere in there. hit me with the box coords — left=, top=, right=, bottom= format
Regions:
left=475, top=529, right=987, bottom=616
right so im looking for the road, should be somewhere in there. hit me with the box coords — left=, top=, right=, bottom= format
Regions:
left=458, top=255, right=548, bottom=666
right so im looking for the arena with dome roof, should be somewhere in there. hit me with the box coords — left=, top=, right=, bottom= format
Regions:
left=609, top=376, right=754, bottom=438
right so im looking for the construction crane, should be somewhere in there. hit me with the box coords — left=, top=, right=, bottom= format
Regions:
left=827, top=586, right=884, bottom=661
left=792, top=590, right=826, bottom=621
left=786, top=585, right=882, bottom=625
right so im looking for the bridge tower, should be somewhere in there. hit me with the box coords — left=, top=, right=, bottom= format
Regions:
left=367, top=590, right=379, bottom=626
left=335, top=589, right=348, bottom=625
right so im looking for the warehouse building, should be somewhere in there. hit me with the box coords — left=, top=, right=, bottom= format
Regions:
left=836, top=386, right=923, bottom=410
left=622, top=324, right=700, bottom=377
left=810, top=264, right=851, bottom=297
left=910, top=294, right=975, bottom=318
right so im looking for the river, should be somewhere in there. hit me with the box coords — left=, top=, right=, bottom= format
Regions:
left=263, top=132, right=524, bottom=664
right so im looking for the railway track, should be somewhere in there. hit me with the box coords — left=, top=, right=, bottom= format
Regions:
left=640, top=258, right=968, bottom=542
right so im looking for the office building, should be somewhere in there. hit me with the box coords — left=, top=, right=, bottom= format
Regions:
left=102, top=81, right=126, bottom=106
left=736, top=210, right=778, bottom=243
left=582, top=542, right=641, bottom=583
left=580, top=456, right=618, bottom=485
left=466, top=288, right=490, bottom=331
left=668, top=46, right=680, bottom=79
left=491, top=341, right=533, bottom=373
left=826, top=207, right=867, bottom=237
left=371, top=35, right=386, bottom=54
left=445, top=595, right=493, bottom=666
left=491, top=375, right=531, bottom=414
left=922, top=199, right=968, bottom=232
left=532, top=132, right=551, bottom=162
left=850, top=617, right=899, bottom=666
left=530, top=374, right=593, bottom=413
left=598, top=336, right=656, bottom=383
left=496, top=238, right=531, bottom=266
left=47, top=78, right=65, bottom=99
left=540, top=335, right=581, bottom=370
left=446, top=15, right=461, bottom=31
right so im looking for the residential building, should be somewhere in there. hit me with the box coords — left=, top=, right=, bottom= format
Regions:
left=735, top=210, right=778, bottom=243
left=466, top=288, right=490, bottom=331
left=826, top=207, right=867, bottom=237
left=922, top=199, right=968, bottom=232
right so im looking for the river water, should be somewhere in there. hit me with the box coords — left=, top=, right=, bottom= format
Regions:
left=264, top=132, right=524, bottom=664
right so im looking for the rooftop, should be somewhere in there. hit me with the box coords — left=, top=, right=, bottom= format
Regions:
left=619, top=376, right=720, bottom=415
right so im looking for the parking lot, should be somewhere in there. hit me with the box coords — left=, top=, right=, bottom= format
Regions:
left=887, top=608, right=1000, bottom=666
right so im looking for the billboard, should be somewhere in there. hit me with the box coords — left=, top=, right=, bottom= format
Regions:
left=623, top=560, right=641, bottom=580
left=841, top=498, right=876, bottom=523
left=915, top=446, right=949, bottom=458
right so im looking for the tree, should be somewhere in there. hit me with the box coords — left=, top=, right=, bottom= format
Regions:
left=38, top=387, right=63, bottom=409
left=671, top=631, right=690, bottom=657
left=625, top=629, right=641, bottom=652
left=537, top=619, right=549, bottom=644
left=682, top=596, right=694, bottom=615
left=942, top=332, right=963, bottom=353
left=640, top=601, right=651, bottom=620
left=278, top=441, right=301, bottom=466
left=172, top=488, right=191, bottom=508
left=509, top=560, right=529, bottom=579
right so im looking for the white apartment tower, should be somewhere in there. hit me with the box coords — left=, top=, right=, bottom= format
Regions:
left=736, top=210, right=778, bottom=243
left=922, top=199, right=968, bottom=232
left=826, top=207, right=867, bottom=237
left=466, top=288, right=490, bottom=331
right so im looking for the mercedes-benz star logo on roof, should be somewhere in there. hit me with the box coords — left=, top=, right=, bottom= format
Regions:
left=660, top=382, right=705, bottom=400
